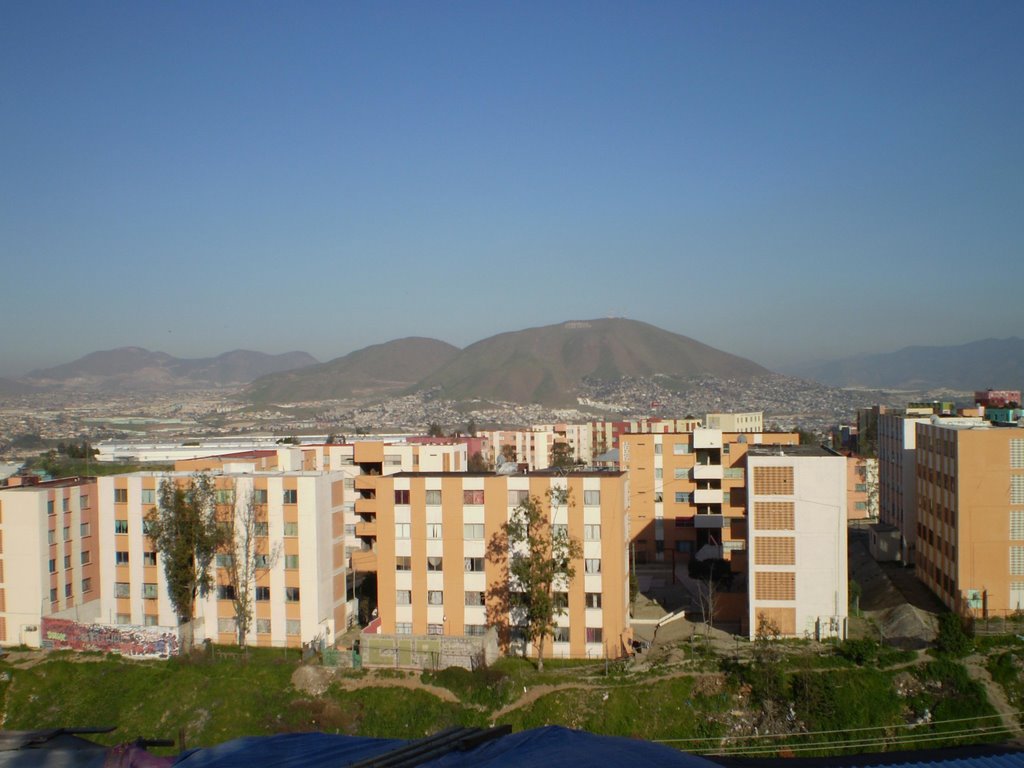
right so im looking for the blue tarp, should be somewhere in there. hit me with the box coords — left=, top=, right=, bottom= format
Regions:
left=171, top=727, right=720, bottom=767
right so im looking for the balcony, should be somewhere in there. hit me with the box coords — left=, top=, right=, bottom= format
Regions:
left=350, top=549, right=378, bottom=573
left=354, top=475, right=379, bottom=491
left=355, top=520, right=377, bottom=538
left=692, top=429, right=723, bottom=449
left=693, top=464, right=723, bottom=481
left=694, top=488, right=724, bottom=505
left=354, top=498, right=377, bottom=515
left=694, top=513, right=725, bottom=529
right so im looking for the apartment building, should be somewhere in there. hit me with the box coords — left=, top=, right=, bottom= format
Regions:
left=95, top=468, right=347, bottom=647
left=746, top=445, right=848, bottom=640
left=704, top=412, right=763, bottom=433
left=368, top=471, right=632, bottom=660
left=914, top=420, right=1024, bottom=616
left=618, top=429, right=798, bottom=569
left=0, top=476, right=99, bottom=647
left=847, top=456, right=878, bottom=521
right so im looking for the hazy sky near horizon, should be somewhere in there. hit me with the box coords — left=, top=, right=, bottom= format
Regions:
left=2, top=2, right=1022, bottom=377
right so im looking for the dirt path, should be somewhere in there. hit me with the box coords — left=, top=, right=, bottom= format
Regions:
left=963, top=653, right=1024, bottom=740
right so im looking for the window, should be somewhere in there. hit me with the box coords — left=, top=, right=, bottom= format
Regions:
left=286, top=620, right=301, bottom=636
left=143, top=583, right=158, bottom=599
left=254, top=554, right=269, bottom=568
left=426, top=523, right=442, bottom=539
left=256, top=586, right=270, bottom=601
left=1012, top=439, right=1024, bottom=469
left=114, top=519, right=128, bottom=534
left=856, top=483, right=867, bottom=492
left=584, top=490, right=601, bottom=506
left=81, top=577, right=92, bottom=593
left=673, top=443, right=690, bottom=455
left=465, top=591, right=485, bottom=606
left=256, top=618, right=271, bottom=634
left=115, top=551, right=129, bottom=565
left=394, top=490, right=410, bottom=504
left=553, top=627, right=570, bottom=642
left=1012, top=510, right=1024, bottom=540
left=63, top=554, right=71, bottom=569
left=80, top=522, right=91, bottom=537
left=428, top=590, right=444, bottom=605
left=674, top=469, right=687, bottom=480
left=142, top=519, right=154, bottom=536
left=283, top=521, right=299, bottom=537
left=62, top=497, right=69, bottom=512
left=285, top=586, right=300, bottom=602
left=217, top=585, right=236, bottom=600
left=395, top=523, right=411, bottom=539
left=143, top=551, right=157, bottom=566
left=855, top=502, right=868, bottom=511
left=427, top=556, right=443, bottom=571
left=48, top=529, right=55, bottom=545
left=425, top=490, right=442, bottom=505
left=464, top=557, right=485, bottom=572
left=285, top=554, right=299, bottom=569
left=395, top=622, right=412, bottom=635
left=248, top=488, right=266, bottom=505
left=396, top=590, right=412, bottom=605
left=585, top=559, right=601, bottom=574
left=553, top=592, right=568, bottom=609
left=115, top=614, right=131, bottom=625
left=585, top=627, right=603, bottom=643
left=1011, top=546, right=1024, bottom=576
left=508, top=490, right=529, bottom=506
left=586, top=592, right=602, bottom=609
left=675, top=492, right=692, bottom=503
left=396, top=556, right=412, bottom=571
left=427, top=623, right=444, bottom=635
left=463, top=489, right=485, bottom=505
left=215, top=489, right=235, bottom=505
left=65, top=582, right=72, bottom=598
left=216, top=553, right=233, bottom=568
left=584, top=524, right=601, bottom=541
left=552, top=523, right=568, bottom=539
left=50, top=587, right=58, bottom=603
left=63, top=526, right=70, bottom=541
left=654, top=443, right=662, bottom=455
left=115, top=582, right=130, bottom=598
left=141, top=489, right=155, bottom=505
left=655, top=468, right=663, bottom=479
left=144, top=614, right=159, bottom=627
left=283, top=489, right=298, bottom=504
left=654, top=493, right=663, bottom=503
left=465, top=624, right=486, bottom=636
left=255, top=522, right=269, bottom=537
left=81, top=550, right=91, bottom=565
left=48, top=558, right=56, bottom=573
left=114, top=488, right=128, bottom=503
left=47, top=500, right=55, bottom=515
left=464, top=523, right=484, bottom=539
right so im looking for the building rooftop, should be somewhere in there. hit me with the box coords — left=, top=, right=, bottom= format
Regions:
left=391, top=470, right=626, bottom=479
left=746, top=444, right=838, bottom=458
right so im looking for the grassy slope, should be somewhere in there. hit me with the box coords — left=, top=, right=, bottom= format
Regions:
left=1, top=640, right=1018, bottom=756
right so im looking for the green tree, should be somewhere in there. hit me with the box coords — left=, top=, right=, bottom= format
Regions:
left=146, top=474, right=227, bottom=652
left=467, top=451, right=490, bottom=472
left=486, top=488, right=582, bottom=671
left=549, top=442, right=576, bottom=470
left=426, top=422, right=445, bottom=437
left=500, top=444, right=518, bottom=464
left=466, top=418, right=478, bottom=437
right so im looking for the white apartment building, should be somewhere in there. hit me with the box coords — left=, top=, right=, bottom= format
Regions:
left=746, top=446, right=848, bottom=640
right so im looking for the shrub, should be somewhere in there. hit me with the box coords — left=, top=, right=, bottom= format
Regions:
left=935, top=613, right=972, bottom=657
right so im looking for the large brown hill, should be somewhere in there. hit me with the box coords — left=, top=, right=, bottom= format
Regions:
left=416, top=318, right=769, bottom=406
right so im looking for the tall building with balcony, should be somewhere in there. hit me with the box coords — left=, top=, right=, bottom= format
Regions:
left=914, top=420, right=1024, bottom=616
left=95, top=468, right=348, bottom=647
left=0, top=476, right=99, bottom=647
left=368, top=471, right=632, bottom=660
left=746, top=445, right=848, bottom=640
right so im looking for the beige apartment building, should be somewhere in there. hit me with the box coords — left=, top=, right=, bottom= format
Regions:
left=704, top=412, right=763, bottom=433
left=0, top=476, right=100, bottom=647
left=619, top=429, right=798, bottom=568
left=95, top=467, right=348, bottom=647
left=367, top=471, right=632, bottom=660
left=914, top=421, right=1024, bottom=616
left=746, top=446, right=848, bottom=640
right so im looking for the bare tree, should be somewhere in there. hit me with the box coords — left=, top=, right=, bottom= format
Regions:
left=222, top=484, right=280, bottom=647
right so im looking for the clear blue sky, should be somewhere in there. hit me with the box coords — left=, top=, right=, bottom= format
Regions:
left=2, top=1, right=1021, bottom=376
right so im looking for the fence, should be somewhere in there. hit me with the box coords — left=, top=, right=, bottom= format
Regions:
left=40, top=616, right=179, bottom=657
left=360, top=629, right=499, bottom=671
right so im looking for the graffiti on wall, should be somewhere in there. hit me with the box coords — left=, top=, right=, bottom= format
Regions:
left=41, top=617, right=179, bottom=658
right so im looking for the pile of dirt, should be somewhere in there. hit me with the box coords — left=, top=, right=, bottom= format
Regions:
left=877, top=604, right=937, bottom=650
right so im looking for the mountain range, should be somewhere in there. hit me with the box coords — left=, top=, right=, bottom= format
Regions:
left=24, top=348, right=319, bottom=391
left=9, top=325, right=1022, bottom=403
left=784, top=337, right=1024, bottom=391
left=247, top=318, right=768, bottom=406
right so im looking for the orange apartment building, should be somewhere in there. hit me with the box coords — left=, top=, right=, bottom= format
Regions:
left=364, top=471, right=632, bottom=660
left=914, top=421, right=1024, bottom=616
left=0, top=476, right=100, bottom=647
